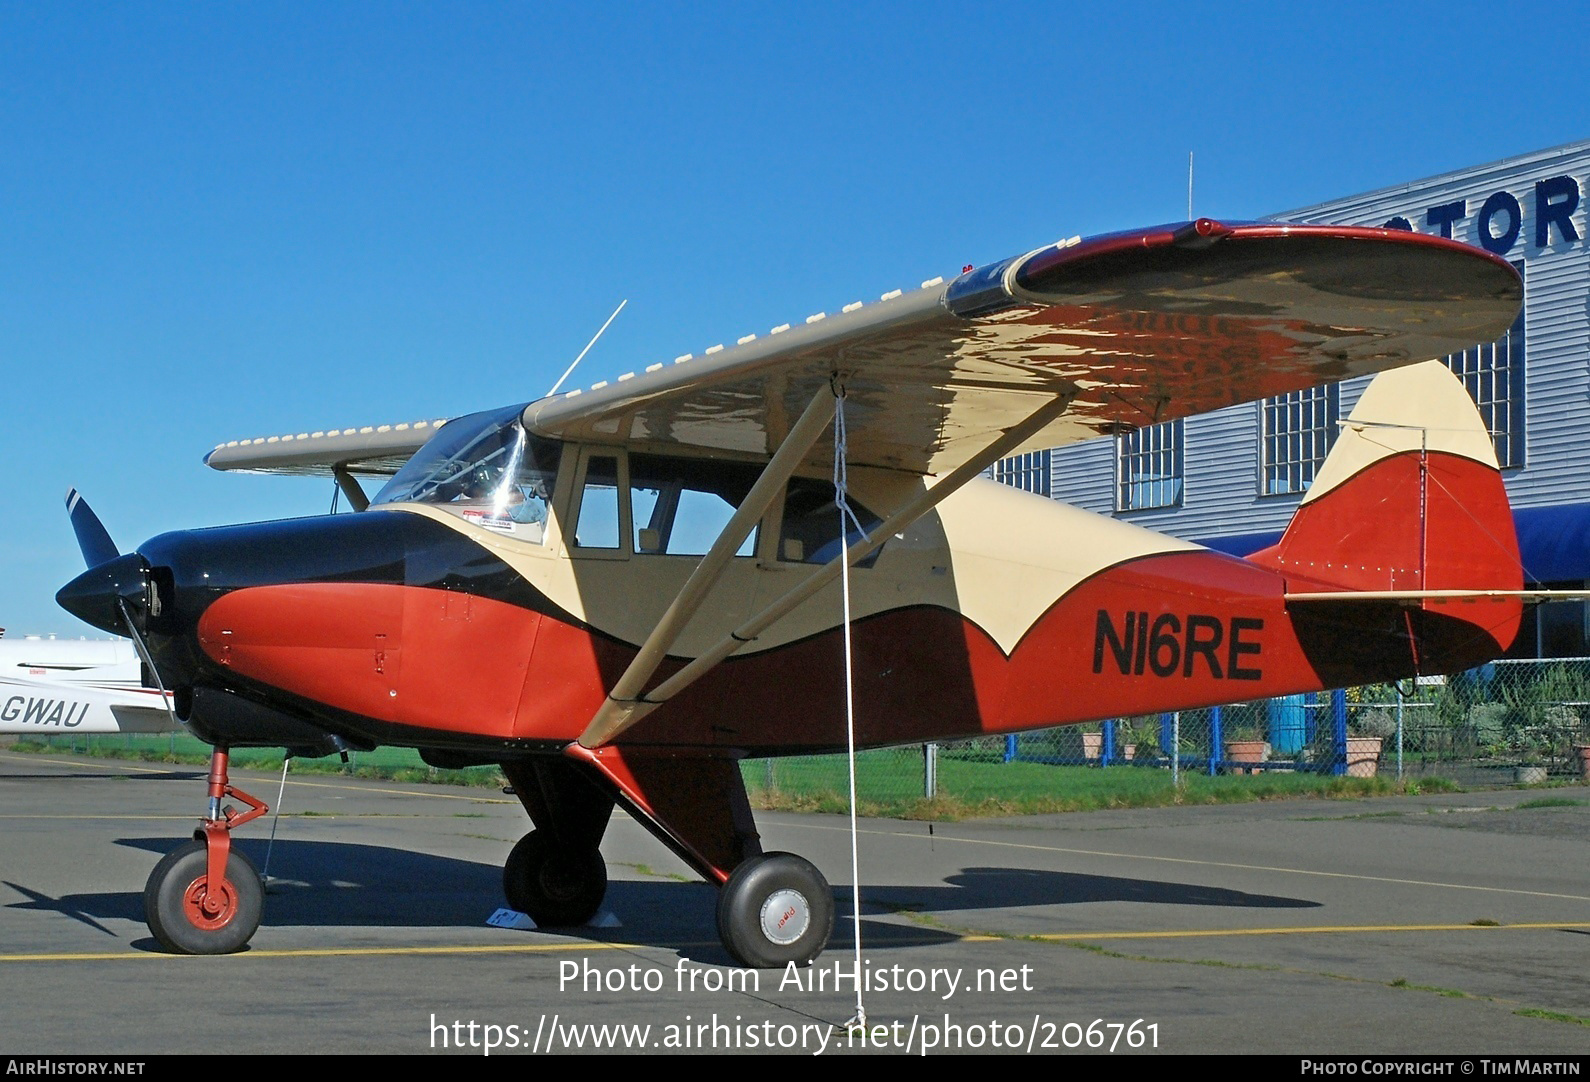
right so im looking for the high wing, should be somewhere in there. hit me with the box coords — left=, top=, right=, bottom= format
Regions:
left=523, top=220, right=1521, bottom=475
left=203, top=417, right=450, bottom=477
left=205, top=220, right=1521, bottom=480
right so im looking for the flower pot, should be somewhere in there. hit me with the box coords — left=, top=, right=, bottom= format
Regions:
left=1055, top=729, right=1103, bottom=762
left=1574, top=745, right=1590, bottom=782
left=1345, top=736, right=1383, bottom=778
left=1224, top=739, right=1270, bottom=774
left=1080, top=731, right=1102, bottom=761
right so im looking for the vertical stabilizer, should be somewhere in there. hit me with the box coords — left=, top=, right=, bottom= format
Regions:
left=1249, top=360, right=1523, bottom=672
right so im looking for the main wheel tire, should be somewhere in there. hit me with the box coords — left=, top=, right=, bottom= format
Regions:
left=716, top=852, right=834, bottom=968
left=143, top=839, right=263, bottom=955
left=503, top=831, right=607, bottom=926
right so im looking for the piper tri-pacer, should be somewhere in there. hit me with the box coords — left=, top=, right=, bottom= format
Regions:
left=57, top=219, right=1530, bottom=965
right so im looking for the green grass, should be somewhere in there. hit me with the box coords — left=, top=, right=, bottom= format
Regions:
left=1514, top=1008, right=1590, bottom=1027
left=5, top=733, right=1464, bottom=821
left=6, top=733, right=508, bottom=789
left=742, top=752, right=1447, bottom=820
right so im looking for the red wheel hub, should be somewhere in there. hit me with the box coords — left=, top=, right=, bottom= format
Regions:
left=181, top=875, right=238, bottom=930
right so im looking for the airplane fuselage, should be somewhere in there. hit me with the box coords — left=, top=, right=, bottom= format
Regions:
left=84, top=439, right=1516, bottom=760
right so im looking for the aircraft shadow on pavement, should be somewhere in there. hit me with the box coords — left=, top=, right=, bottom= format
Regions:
left=4, top=838, right=1317, bottom=956
left=0, top=769, right=205, bottom=783
left=876, top=866, right=1322, bottom=910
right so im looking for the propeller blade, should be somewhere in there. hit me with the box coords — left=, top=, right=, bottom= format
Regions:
left=65, top=488, right=118, bottom=569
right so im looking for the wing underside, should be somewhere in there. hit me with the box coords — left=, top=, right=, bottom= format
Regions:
left=524, top=220, right=1522, bottom=475
left=205, top=220, right=1521, bottom=479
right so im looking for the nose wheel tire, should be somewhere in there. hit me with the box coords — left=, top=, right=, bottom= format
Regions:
left=503, top=831, right=607, bottom=926
left=144, top=839, right=264, bottom=955
left=716, top=852, right=834, bottom=968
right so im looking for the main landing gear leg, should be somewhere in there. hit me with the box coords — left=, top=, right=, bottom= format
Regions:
left=500, top=760, right=614, bottom=927
left=561, top=745, right=834, bottom=967
left=143, top=744, right=269, bottom=954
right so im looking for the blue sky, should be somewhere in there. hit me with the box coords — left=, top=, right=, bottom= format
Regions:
left=3, top=2, right=1587, bottom=635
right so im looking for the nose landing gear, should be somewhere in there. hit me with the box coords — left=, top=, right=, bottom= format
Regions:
left=144, top=746, right=269, bottom=954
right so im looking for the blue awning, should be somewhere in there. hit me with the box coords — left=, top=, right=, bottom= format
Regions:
left=1199, top=531, right=1280, bottom=558
left=1513, top=504, right=1590, bottom=583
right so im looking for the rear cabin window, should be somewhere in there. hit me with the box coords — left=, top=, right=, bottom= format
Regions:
left=778, top=478, right=882, bottom=565
left=629, top=454, right=761, bottom=556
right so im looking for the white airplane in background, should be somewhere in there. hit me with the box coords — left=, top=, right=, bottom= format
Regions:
left=0, top=631, right=174, bottom=735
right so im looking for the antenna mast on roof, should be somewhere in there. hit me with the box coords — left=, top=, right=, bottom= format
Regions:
left=1188, top=151, right=1194, bottom=219
left=548, top=299, right=628, bottom=396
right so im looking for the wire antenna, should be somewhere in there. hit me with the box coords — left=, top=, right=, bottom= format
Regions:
left=548, top=299, right=628, bottom=396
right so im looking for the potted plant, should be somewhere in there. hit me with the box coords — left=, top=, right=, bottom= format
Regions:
left=1345, top=708, right=1395, bottom=778
left=1222, top=705, right=1269, bottom=773
left=1114, top=716, right=1155, bottom=762
left=1054, top=724, right=1103, bottom=763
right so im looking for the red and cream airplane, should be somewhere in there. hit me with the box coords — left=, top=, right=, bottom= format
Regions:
left=57, top=219, right=1528, bottom=965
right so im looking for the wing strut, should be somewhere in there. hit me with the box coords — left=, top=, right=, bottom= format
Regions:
left=578, top=389, right=837, bottom=747
left=332, top=466, right=370, bottom=512
left=577, top=389, right=1076, bottom=749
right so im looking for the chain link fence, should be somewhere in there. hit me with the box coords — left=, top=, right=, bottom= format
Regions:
left=12, top=659, right=1590, bottom=808
left=742, top=657, right=1590, bottom=807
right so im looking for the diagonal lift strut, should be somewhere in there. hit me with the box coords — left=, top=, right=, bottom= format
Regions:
left=578, top=387, right=1074, bottom=748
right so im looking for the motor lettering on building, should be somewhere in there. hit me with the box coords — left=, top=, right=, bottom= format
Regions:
left=1377, top=174, right=1581, bottom=255
left=1092, top=610, right=1263, bottom=681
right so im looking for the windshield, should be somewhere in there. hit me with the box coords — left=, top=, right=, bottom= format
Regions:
left=371, top=404, right=562, bottom=542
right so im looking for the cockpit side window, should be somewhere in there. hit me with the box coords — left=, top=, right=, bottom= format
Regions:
left=573, top=455, right=621, bottom=550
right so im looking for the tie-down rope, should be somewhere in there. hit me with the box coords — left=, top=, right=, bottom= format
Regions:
left=832, top=384, right=869, bottom=1031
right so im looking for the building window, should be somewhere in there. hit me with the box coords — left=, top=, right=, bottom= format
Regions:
left=991, top=450, right=1051, bottom=497
left=1445, top=267, right=1525, bottom=468
left=1116, top=421, right=1182, bottom=510
left=1260, top=385, right=1339, bottom=495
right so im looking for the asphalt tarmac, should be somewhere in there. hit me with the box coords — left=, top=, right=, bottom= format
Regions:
left=1, top=749, right=1587, bottom=1056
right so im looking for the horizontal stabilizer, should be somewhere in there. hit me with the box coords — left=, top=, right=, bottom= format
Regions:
left=1286, top=589, right=1590, bottom=606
